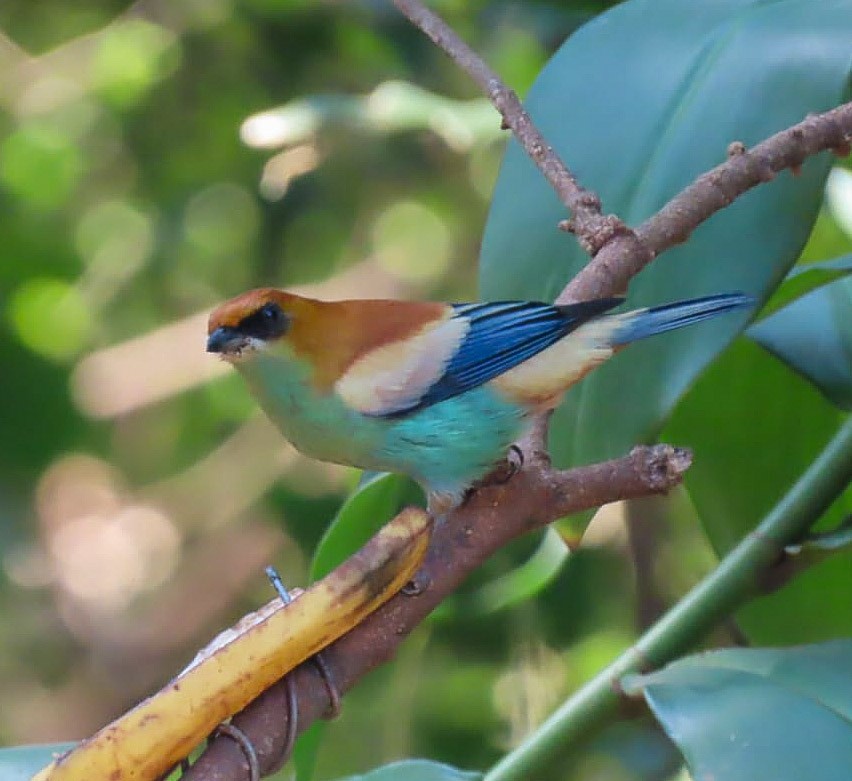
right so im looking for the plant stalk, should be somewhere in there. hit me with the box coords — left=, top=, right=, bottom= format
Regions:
left=485, top=416, right=852, bottom=781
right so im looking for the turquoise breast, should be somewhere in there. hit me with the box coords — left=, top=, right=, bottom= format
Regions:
left=240, top=353, right=527, bottom=497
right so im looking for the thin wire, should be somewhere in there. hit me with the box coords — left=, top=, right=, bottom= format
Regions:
left=312, top=651, right=341, bottom=718
left=265, top=566, right=293, bottom=604
left=178, top=566, right=344, bottom=778
left=264, top=566, right=299, bottom=772
left=214, top=722, right=260, bottom=781
left=265, top=565, right=342, bottom=718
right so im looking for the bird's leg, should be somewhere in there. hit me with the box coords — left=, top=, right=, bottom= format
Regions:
left=464, top=445, right=526, bottom=498
left=400, top=498, right=453, bottom=597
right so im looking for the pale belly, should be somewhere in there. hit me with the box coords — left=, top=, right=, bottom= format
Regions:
left=240, top=356, right=527, bottom=497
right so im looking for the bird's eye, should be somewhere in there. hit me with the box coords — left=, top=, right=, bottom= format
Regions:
left=239, top=302, right=288, bottom=340
left=261, top=304, right=279, bottom=321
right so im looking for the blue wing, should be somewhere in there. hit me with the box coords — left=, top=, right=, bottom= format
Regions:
left=393, top=297, right=623, bottom=415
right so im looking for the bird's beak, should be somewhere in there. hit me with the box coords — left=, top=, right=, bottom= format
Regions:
left=207, top=326, right=241, bottom=354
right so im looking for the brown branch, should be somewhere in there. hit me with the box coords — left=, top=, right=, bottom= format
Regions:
left=393, top=0, right=852, bottom=308
left=183, top=445, right=691, bottom=781
left=559, top=101, right=852, bottom=304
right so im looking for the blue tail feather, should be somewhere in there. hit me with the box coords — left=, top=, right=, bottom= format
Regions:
left=611, top=293, right=754, bottom=346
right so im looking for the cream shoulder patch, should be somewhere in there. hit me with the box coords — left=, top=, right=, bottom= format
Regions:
left=335, top=315, right=469, bottom=416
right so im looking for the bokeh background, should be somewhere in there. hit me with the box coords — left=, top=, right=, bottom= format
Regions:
left=0, top=2, right=849, bottom=780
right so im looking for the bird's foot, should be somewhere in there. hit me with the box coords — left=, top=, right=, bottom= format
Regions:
left=478, top=444, right=525, bottom=488
left=504, top=444, right=524, bottom=480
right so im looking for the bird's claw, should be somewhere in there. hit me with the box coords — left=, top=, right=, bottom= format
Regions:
left=491, top=444, right=525, bottom=485
left=401, top=571, right=430, bottom=596
left=506, top=444, right=524, bottom=477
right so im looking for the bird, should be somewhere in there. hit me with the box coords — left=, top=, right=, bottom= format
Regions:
left=207, top=288, right=751, bottom=515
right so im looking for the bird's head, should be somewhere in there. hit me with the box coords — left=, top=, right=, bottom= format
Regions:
left=207, top=288, right=304, bottom=361
left=207, top=288, right=449, bottom=391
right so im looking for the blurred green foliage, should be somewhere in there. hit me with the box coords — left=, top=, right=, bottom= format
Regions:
left=0, top=2, right=849, bottom=781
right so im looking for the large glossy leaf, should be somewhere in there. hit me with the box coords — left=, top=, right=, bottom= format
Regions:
left=749, top=276, right=852, bottom=409
left=761, top=254, right=852, bottom=314
left=480, top=0, right=852, bottom=473
left=622, top=641, right=852, bottom=781
left=664, top=338, right=852, bottom=643
left=0, top=744, right=76, bottom=781
left=339, top=759, right=481, bottom=781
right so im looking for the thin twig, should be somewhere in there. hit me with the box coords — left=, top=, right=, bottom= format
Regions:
left=392, top=0, right=639, bottom=259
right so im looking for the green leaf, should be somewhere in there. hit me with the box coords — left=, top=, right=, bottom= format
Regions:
left=0, top=744, right=76, bottom=781
left=623, top=641, right=852, bottom=781
left=761, top=254, right=852, bottom=315
left=294, top=722, right=326, bottom=781
left=339, top=759, right=481, bottom=781
left=309, top=472, right=422, bottom=582
left=748, top=276, right=852, bottom=410
left=664, top=338, right=852, bottom=643
left=480, top=0, right=852, bottom=475
left=452, top=527, right=570, bottom=617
